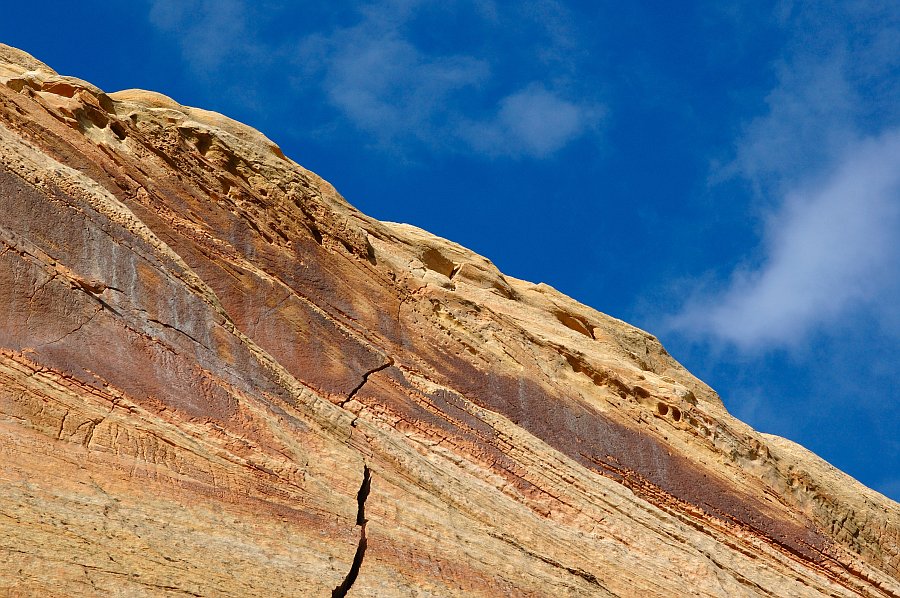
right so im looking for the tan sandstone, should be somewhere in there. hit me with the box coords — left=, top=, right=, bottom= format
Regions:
left=0, top=43, right=898, bottom=597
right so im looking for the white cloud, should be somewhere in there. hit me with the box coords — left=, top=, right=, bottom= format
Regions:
left=461, top=84, right=601, bottom=157
left=316, top=26, right=489, bottom=144
left=667, top=2, right=900, bottom=352
left=294, top=1, right=600, bottom=157
left=149, top=0, right=255, bottom=72
left=719, top=1, right=900, bottom=191
left=669, top=129, right=900, bottom=350
left=724, top=55, right=858, bottom=188
left=146, top=0, right=601, bottom=158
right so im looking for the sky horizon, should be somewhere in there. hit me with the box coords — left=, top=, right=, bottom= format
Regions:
left=2, top=1, right=898, bottom=501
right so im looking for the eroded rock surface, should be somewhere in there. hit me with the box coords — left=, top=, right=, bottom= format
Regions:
left=0, top=43, right=898, bottom=597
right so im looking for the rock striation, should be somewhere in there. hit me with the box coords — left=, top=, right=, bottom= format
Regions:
left=0, top=43, right=898, bottom=597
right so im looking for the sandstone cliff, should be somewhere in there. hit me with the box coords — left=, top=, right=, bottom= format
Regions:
left=0, top=43, right=898, bottom=597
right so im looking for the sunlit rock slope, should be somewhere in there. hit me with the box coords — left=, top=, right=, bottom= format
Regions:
left=0, top=43, right=898, bottom=597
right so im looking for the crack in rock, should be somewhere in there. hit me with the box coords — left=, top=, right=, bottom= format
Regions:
left=332, top=465, right=372, bottom=597
left=340, top=358, right=394, bottom=408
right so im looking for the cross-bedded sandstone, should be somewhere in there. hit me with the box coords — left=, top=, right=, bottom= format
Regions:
left=0, top=43, right=898, bottom=597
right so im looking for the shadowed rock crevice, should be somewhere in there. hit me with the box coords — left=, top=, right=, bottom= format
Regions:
left=333, top=465, right=372, bottom=598
left=340, top=357, right=395, bottom=407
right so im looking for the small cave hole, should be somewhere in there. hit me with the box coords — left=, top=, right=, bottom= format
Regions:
left=364, top=241, right=377, bottom=266
left=307, top=225, right=323, bottom=244
left=195, top=133, right=213, bottom=155
left=110, top=120, right=127, bottom=140
left=421, top=247, right=456, bottom=278
left=671, top=406, right=681, bottom=422
left=657, top=402, right=669, bottom=416
left=564, top=353, right=584, bottom=373
left=85, top=107, right=109, bottom=129
left=555, top=312, right=594, bottom=338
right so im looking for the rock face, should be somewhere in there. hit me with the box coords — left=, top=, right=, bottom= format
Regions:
left=0, top=43, right=898, bottom=597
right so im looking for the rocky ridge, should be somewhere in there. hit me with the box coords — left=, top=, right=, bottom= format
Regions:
left=0, top=43, right=898, bottom=596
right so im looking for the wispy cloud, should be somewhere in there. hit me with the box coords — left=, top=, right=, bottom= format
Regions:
left=461, top=84, right=602, bottom=158
left=720, top=2, right=900, bottom=188
left=146, top=0, right=602, bottom=159
left=300, top=5, right=489, bottom=148
left=667, top=2, right=900, bottom=351
left=148, top=0, right=259, bottom=73
left=298, top=1, right=601, bottom=157
left=670, top=130, right=900, bottom=349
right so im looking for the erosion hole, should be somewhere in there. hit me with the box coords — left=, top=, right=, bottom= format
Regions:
left=633, top=385, right=651, bottom=399
left=657, top=402, right=669, bottom=416
left=555, top=311, right=594, bottom=338
left=307, top=224, right=323, bottom=244
left=421, top=247, right=456, bottom=278
left=110, top=121, right=127, bottom=140
left=195, top=132, right=213, bottom=155
left=671, top=406, right=681, bottom=421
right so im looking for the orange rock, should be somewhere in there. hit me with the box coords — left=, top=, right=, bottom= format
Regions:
left=0, top=43, right=897, bottom=596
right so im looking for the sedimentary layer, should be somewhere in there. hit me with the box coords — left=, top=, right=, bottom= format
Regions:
left=0, top=43, right=898, bottom=597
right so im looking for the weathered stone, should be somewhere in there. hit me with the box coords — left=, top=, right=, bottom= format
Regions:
left=0, top=43, right=898, bottom=597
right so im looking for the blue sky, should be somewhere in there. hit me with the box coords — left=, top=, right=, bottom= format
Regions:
left=3, top=1, right=899, bottom=501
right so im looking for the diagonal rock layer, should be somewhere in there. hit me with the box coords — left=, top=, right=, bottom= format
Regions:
left=0, top=43, right=898, bottom=597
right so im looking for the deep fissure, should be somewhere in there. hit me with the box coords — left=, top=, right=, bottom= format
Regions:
left=332, top=465, right=372, bottom=597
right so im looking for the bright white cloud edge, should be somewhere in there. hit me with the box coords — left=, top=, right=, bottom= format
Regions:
left=667, top=128, right=900, bottom=351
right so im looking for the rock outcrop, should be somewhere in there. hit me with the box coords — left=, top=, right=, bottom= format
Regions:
left=0, top=43, right=898, bottom=597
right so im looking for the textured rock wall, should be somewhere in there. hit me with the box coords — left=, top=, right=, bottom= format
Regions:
left=0, top=43, right=898, bottom=597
